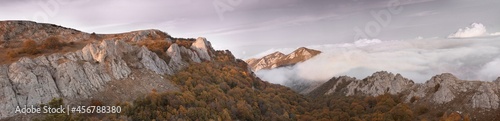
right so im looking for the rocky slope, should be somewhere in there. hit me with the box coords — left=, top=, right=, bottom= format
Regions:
left=0, top=21, right=215, bottom=119
left=0, top=21, right=88, bottom=43
left=0, top=21, right=172, bottom=44
left=308, top=71, right=500, bottom=110
left=245, top=47, right=320, bottom=71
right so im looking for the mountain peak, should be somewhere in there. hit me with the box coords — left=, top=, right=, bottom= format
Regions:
left=428, top=73, right=459, bottom=84
left=370, top=71, right=393, bottom=77
left=295, top=47, right=314, bottom=52
left=245, top=47, right=321, bottom=71
left=268, top=51, right=285, bottom=57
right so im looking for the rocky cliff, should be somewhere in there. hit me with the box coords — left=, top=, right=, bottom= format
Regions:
left=245, top=47, right=321, bottom=71
left=309, top=71, right=500, bottom=110
left=0, top=21, right=215, bottom=119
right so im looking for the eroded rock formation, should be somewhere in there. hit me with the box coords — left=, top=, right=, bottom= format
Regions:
left=0, top=37, right=213, bottom=118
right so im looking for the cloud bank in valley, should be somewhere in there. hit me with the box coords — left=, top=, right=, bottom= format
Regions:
left=256, top=23, right=500, bottom=84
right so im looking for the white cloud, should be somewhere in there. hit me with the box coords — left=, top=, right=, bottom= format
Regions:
left=254, top=37, right=500, bottom=84
left=448, top=23, right=487, bottom=38
left=255, top=67, right=297, bottom=85
left=447, top=23, right=500, bottom=38
left=491, top=32, right=500, bottom=36
left=353, top=39, right=383, bottom=47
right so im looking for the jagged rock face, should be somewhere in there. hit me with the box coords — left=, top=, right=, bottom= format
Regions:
left=191, top=37, right=211, bottom=61
left=8, top=58, right=60, bottom=107
left=423, top=73, right=461, bottom=104
left=0, top=65, right=18, bottom=118
left=310, top=71, right=500, bottom=110
left=431, top=84, right=455, bottom=104
left=471, top=83, right=499, bottom=109
left=80, top=40, right=134, bottom=79
left=318, top=71, right=414, bottom=96
left=166, top=43, right=204, bottom=71
left=181, top=46, right=202, bottom=63
left=248, top=52, right=285, bottom=71
left=56, top=61, right=96, bottom=98
left=344, top=72, right=414, bottom=96
left=167, top=44, right=184, bottom=70
left=138, top=46, right=172, bottom=75
left=0, top=38, right=213, bottom=119
left=246, top=47, right=321, bottom=71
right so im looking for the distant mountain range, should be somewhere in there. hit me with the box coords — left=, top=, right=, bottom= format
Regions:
left=245, top=47, right=321, bottom=71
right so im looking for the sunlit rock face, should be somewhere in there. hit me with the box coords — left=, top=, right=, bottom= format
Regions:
left=246, top=47, right=321, bottom=71
left=0, top=37, right=214, bottom=119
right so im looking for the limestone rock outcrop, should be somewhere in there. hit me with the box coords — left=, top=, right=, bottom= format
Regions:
left=8, top=58, right=60, bottom=107
left=0, top=37, right=213, bottom=119
left=309, top=71, right=500, bottom=110
left=341, top=72, right=415, bottom=96
left=181, top=46, right=202, bottom=63
left=191, top=37, right=211, bottom=61
left=138, top=46, right=172, bottom=75
left=471, top=83, right=499, bottom=109
left=0, top=65, right=20, bottom=118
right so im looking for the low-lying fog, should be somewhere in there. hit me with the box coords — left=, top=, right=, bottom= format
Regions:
left=255, top=23, right=500, bottom=84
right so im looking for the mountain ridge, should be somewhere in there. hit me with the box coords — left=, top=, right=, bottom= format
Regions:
left=0, top=21, right=173, bottom=43
left=245, top=47, right=321, bottom=71
left=307, top=71, right=500, bottom=110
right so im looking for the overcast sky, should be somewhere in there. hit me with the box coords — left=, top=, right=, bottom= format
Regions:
left=1, top=0, right=499, bottom=59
